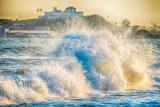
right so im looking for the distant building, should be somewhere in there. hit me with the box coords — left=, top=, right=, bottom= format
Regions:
left=132, top=25, right=140, bottom=31
left=38, top=7, right=83, bottom=19
left=34, top=26, right=50, bottom=31
left=150, top=29, right=159, bottom=36
left=0, top=25, right=9, bottom=35
left=158, top=31, right=160, bottom=36
left=141, top=26, right=146, bottom=30
left=8, top=30, right=53, bottom=37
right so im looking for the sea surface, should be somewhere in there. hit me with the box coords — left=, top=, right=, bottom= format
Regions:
left=0, top=31, right=160, bottom=106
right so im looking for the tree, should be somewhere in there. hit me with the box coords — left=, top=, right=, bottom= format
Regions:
left=40, top=9, right=43, bottom=15
left=121, top=19, right=131, bottom=28
left=37, top=8, right=43, bottom=16
left=83, top=15, right=108, bottom=29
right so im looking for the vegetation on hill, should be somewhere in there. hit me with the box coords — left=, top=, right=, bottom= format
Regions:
left=0, top=15, right=114, bottom=31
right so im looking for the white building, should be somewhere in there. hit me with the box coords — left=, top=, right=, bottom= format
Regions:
left=38, top=7, right=83, bottom=19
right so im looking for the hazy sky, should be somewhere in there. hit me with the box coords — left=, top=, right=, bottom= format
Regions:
left=0, top=0, right=160, bottom=26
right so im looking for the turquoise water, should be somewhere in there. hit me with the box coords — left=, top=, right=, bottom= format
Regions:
left=0, top=31, right=160, bottom=106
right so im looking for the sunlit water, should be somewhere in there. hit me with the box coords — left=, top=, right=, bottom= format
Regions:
left=0, top=31, right=160, bottom=106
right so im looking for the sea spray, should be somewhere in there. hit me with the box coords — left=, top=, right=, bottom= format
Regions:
left=54, top=30, right=154, bottom=91
left=0, top=58, right=92, bottom=105
left=95, top=32, right=153, bottom=90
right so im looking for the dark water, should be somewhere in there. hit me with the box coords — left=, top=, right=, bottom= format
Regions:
left=0, top=32, right=160, bottom=106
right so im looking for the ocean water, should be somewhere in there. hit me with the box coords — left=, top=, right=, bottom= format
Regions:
left=0, top=30, right=160, bottom=106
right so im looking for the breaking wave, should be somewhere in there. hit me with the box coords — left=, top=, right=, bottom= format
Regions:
left=0, top=30, right=154, bottom=105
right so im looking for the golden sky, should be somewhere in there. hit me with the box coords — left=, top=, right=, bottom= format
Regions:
left=0, top=0, right=160, bottom=26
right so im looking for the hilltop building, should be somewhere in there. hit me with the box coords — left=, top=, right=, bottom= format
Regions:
left=38, top=7, right=83, bottom=19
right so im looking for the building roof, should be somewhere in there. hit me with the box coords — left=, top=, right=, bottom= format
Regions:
left=66, top=7, right=76, bottom=9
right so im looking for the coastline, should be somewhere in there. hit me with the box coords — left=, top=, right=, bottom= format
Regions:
left=0, top=35, right=54, bottom=38
left=1, top=35, right=160, bottom=39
